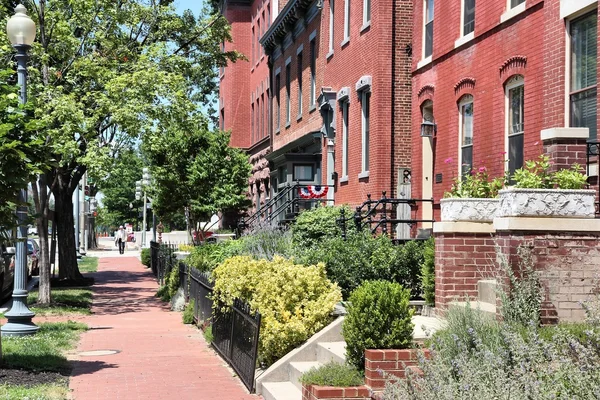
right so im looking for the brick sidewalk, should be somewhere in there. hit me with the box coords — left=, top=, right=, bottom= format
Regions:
left=69, top=256, right=260, bottom=400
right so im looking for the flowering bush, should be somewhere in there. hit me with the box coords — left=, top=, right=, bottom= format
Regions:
left=512, top=155, right=588, bottom=189
left=444, top=163, right=505, bottom=198
left=211, top=256, right=342, bottom=366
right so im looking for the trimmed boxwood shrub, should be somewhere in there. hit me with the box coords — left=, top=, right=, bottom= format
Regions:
left=420, top=238, right=435, bottom=306
left=291, top=205, right=355, bottom=248
left=141, top=248, right=151, bottom=267
left=343, top=280, right=414, bottom=371
left=300, top=362, right=364, bottom=387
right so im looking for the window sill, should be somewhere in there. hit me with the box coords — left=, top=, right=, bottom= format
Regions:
left=360, top=21, right=371, bottom=33
left=341, top=37, right=350, bottom=48
left=296, top=114, right=303, bottom=122
left=275, top=128, right=281, bottom=135
left=309, top=103, right=317, bottom=113
left=358, top=171, right=370, bottom=180
left=500, top=2, right=526, bottom=24
left=454, top=31, right=474, bottom=49
left=416, top=56, right=432, bottom=70
left=285, top=122, right=291, bottom=129
left=326, top=50, right=334, bottom=60
left=340, top=175, right=349, bottom=183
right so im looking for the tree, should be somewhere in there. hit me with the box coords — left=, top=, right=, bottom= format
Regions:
left=143, top=114, right=251, bottom=244
left=0, top=0, right=241, bottom=284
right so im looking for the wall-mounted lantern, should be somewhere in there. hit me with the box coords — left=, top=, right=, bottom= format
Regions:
left=420, top=120, right=437, bottom=138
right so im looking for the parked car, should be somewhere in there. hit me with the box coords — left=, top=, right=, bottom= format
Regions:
left=27, top=226, right=38, bottom=236
left=27, top=239, right=40, bottom=277
left=0, top=244, right=16, bottom=301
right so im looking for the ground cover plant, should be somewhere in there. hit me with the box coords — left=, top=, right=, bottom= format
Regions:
left=343, top=280, right=414, bottom=371
left=77, top=256, right=98, bottom=274
left=0, top=321, right=87, bottom=399
left=212, top=255, right=342, bottom=366
left=300, top=362, right=364, bottom=387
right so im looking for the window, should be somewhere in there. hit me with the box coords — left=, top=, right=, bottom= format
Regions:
left=279, top=165, right=288, bottom=183
left=261, top=93, right=265, bottom=138
left=251, top=103, right=255, bottom=142
left=275, top=73, right=281, bottom=131
left=252, top=27, right=255, bottom=65
left=257, top=20, right=261, bottom=62
left=310, top=40, right=316, bottom=106
left=463, top=0, right=475, bottom=36
left=329, top=0, right=334, bottom=53
left=510, top=0, right=525, bottom=8
left=343, top=0, right=350, bottom=43
left=267, top=4, right=271, bottom=28
left=506, top=76, right=524, bottom=177
left=220, top=41, right=225, bottom=76
left=286, top=63, right=291, bottom=125
left=570, top=11, right=597, bottom=140
left=220, top=109, right=225, bottom=131
left=342, top=101, right=349, bottom=178
left=361, top=91, right=371, bottom=173
left=293, top=164, right=314, bottom=181
left=258, top=97, right=262, bottom=141
left=261, top=11, right=265, bottom=57
left=424, top=0, right=434, bottom=58
left=297, top=51, right=303, bottom=116
left=266, top=88, right=270, bottom=137
left=459, top=96, right=474, bottom=177
left=363, top=0, right=371, bottom=26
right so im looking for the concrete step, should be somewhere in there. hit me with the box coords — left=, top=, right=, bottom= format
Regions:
left=317, top=341, right=346, bottom=364
left=289, top=361, right=321, bottom=391
left=448, top=301, right=497, bottom=318
left=262, top=381, right=302, bottom=400
left=478, top=280, right=497, bottom=305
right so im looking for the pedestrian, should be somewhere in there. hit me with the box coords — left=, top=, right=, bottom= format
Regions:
left=115, top=225, right=126, bottom=254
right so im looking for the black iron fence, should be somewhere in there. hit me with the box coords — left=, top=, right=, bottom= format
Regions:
left=149, top=243, right=261, bottom=393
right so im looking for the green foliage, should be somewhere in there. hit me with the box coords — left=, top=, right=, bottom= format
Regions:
left=300, top=362, right=364, bottom=387
left=497, top=246, right=542, bottom=326
left=343, top=281, right=414, bottom=371
left=203, top=324, right=214, bottom=344
left=291, top=205, right=355, bottom=248
left=420, top=238, right=435, bottom=306
left=186, top=240, right=243, bottom=272
left=183, top=299, right=195, bottom=324
left=212, top=256, right=342, bottom=366
left=238, top=225, right=293, bottom=260
left=295, top=232, right=425, bottom=299
left=141, top=248, right=151, bottom=267
left=445, top=165, right=505, bottom=198
left=513, top=155, right=588, bottom=189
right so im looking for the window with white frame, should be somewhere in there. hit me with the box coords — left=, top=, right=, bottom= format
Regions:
left=361, top=91, right=371, bottom=173
left=510, top=0, right=525, bottom=8
left=297, top=51, right=303, bottom=116
left=424, top=0, right=434, bottom=58
left=506, top=75, right=524, bottom=177
left=329, top=0, right=334, bottom=53
left=342, top=101, right=349, bottom=178
left=459, top=95, right=474, bottom=177
left=310, top=40, right=316, bottom=106
left=251, top=102, right=255, bottom=142
left=275, top=72, right=281, bottom=131
left=343, top=0, right=350, bottom=43
left=256, top=97, right=260, bottom=142
left=261, top=93, right=265, bottom=138
left=286, top=63, right=291, bottom=125
left=570, top=11, right=597, bottom=140
left=252, top=27, right=255, bottom=65
left=363, top=0, right=371, bottom=26
left=463, top=0, right=475, bottom=36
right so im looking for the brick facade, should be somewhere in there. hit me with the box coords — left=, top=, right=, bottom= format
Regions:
left=411, top=0, right=600, bottom=222
left=302, top=385, right=370, bottom=400
left=364, top=349, right=431, bottom=390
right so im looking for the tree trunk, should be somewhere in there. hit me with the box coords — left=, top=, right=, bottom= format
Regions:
left=54, top=182, right=83, bottom=281
left=32, top=174, right=52, bottom=304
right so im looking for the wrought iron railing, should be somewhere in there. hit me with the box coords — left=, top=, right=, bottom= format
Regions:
left=337, top=192, right=435, bottom=240
left=212, top=299, right=261, bottom=393
left=189, top=267, right=214, bottom=326
left=587, top=141, right=600, bottom=217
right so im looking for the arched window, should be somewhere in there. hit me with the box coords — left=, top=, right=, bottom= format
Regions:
left=458, top=95, right=474, bottom=177
left=505, top=75, right=524, bottom=177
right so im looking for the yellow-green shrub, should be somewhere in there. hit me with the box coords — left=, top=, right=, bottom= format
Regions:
left=212, top=256, right=342, bottom=366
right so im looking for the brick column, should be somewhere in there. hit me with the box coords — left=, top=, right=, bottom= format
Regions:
left=433, top=222, right=497, bottom=311
left=541, top=128, right=589, bottom=172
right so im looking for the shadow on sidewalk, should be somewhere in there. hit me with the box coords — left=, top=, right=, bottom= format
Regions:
left=70, top=359, right=118, bottom=377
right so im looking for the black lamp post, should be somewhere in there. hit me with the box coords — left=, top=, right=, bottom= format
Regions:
left=2, top=4, right=39, bottom=336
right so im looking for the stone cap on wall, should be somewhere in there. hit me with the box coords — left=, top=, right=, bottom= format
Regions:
left=494, top=217, right=600, bottom=232
left=541, top=127, right=590, bottom=141
left=433, top=221, right=495, bottom=234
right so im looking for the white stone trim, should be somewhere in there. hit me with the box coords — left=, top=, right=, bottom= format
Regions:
left=336, top=87, right=350, bottom=102
left=358, top=171, right=370, bottom=179
left=540, top=127, right=590, bottom=141
left=309, top=29, right=317, bottom=41
left=285, top=56, right=292, bottom=66
left=454, top=31, right=474, bottom=49
left=296, top=44, right=304, bottom=55
left=560, top=0, right=597, bottom=19
left=494, top=217, right=600, bottom=232
left=433, top=221, right=495, bottom=234
left=500, top=1, right=526, bottom=24
left=275, top=66, right=281, bottom=75
left=417, top=55, right=432, bottom=70
left=355, top=75, right=372, bottom=91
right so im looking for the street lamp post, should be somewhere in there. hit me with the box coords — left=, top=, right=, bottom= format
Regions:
left=3, top=4, right=39, bottom=336
left=141, top=168, right=151, bottom=247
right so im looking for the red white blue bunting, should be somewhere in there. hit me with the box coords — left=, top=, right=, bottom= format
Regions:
left=298, top=186, right=329, bottom=199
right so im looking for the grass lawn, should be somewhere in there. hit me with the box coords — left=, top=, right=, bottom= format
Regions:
left=28, top=288, right=93, bottom=316
left=0, top=321, right=87, bottom=399
left=77, top=256, right=98, bottom=273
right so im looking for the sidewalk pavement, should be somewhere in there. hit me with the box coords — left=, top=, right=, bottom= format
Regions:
left=69, top=255, right=260, bottom=400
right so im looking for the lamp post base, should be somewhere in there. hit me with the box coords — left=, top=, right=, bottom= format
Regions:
left=2, top=291, right=38, bottom=336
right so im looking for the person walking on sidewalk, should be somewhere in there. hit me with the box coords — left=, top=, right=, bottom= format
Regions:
left=115, top=226, right=127, bottom=254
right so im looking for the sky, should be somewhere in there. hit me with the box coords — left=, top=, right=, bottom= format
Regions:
left=174, top=0, right=205, bottom=17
